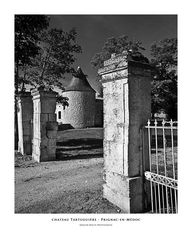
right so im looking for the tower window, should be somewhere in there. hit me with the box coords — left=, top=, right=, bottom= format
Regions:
left=58, top=111, right=61, bottom=120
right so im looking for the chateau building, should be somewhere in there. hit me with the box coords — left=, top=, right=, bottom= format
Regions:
left=56, top=67, right=103, bottom=128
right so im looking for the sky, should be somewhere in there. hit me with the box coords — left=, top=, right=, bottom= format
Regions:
left=49, top=15, right=177, bottom=93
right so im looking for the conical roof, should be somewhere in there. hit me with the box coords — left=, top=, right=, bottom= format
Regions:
left=65, top=67, right=95, bottom=92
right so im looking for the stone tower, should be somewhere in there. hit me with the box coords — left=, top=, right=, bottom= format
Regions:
left=62, top=67, right=96, bottom=129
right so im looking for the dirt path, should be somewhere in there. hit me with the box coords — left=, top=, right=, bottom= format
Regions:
left=15, top=158, right=121, bottom=213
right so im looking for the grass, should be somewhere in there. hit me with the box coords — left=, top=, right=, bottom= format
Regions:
left=150, top=134, right=178, bottom=179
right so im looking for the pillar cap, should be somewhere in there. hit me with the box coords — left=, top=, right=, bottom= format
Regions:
left=31, top=87, right=58, bottom=98
left=98, top=52, right=152, bottom=77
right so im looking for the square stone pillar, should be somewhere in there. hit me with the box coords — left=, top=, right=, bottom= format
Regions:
left=17, top=92, right=33, bottom=155
left=31, top=88, right=58, bottom=162
left=98, top=52, right=151, bottom=213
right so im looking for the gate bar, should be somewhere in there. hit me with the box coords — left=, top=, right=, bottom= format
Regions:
left=147, top=120, right=154, bottom=213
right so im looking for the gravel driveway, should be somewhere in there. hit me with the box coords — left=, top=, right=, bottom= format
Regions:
left=15, top=157, right=121, bottom=214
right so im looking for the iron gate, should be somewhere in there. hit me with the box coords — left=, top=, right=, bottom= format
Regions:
left=143, top=119, right=178, bottom=213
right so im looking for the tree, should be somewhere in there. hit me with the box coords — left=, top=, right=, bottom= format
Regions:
left=91, top=35, right=149, bottom=70
left=15, top=15, right=49, bottom=93
left=15, top=15, right=49, bottom=150
left=25, top=28, right=82, bottom=90
left=15, top=15, right=82, bottom=150
left=150, top=38, right=177, bottom=120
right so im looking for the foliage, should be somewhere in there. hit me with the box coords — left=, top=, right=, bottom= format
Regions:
left=91, top=35, right=177, bottom=120
left=15, top=15, right=49, bottom=92
left=56, top=94, right=69, bottom=109
left=15, top=16, right=82, bottom=93
left=150, top=38, right=177, bottom=120
left=91, top=35, right=149, bottom=69
left=15, top=15, right=49, bottom=147
left=26, top=28, right=82, bottom=90
left=15, top=15, right=49, bottom=66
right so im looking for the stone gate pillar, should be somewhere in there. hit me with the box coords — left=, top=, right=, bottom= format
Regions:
left=31, top=88, right=58, bottom=162
left=17, top=92, right=33, bottom=155
left=98, top=52, right=151, bottom=213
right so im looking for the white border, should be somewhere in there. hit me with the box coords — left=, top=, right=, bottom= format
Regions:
left=0, top=0, right=192, bottom=239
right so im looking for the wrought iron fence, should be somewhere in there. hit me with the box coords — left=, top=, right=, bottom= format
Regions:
left=144, top=119, right=178, bottom=213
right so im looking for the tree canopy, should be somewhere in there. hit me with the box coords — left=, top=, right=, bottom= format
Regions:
left=15, top=15, right=50, bottom=148
left=15, top=15, right=82, bottom=92
left=91, top=35, right=149, bottom=70
left=150, top=38, right=177, bottom=120
left=91, top=35, right=177, bottom=120
left=26, top=28, right=82, bottom=90
left=15, top=15, right=49, bottom=92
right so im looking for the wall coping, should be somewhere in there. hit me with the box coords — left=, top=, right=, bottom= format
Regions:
left=31, top=88, right=58, bottom=99
left=98, top=52, right=152, bottom=78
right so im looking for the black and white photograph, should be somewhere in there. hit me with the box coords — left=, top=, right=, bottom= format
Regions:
left=14, top=14, right=177, bottom=214
left=1, top=0, right=192, bottom=239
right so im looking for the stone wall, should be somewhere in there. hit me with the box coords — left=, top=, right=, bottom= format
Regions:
left=31, top=89, right=58, bottom=162
left=55, top=94, right=103, bottom=128
left=62, top=91, right=95, bottom=129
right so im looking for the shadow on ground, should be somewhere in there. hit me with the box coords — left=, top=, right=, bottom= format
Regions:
left=56, top=138, right=103, bottom=161
left=15, top=154, right=121, bottom=214
left=15, top=189, right=121, bottom=214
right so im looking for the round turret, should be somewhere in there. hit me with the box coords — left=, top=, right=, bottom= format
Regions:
left=62, top=67, right=96, bottom=129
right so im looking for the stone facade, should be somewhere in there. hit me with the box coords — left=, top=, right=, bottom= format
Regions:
left=55, top=93, right=103, bottom=128
left=98, top=52, right=151, bottom=213
left=31, top=89, right=58, bottom=162
left=17, top=92, right=33, bottom=155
